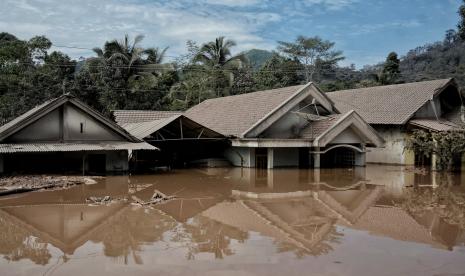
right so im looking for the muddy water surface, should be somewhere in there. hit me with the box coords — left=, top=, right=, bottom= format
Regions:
left=0, top=165, right=464, bottom=276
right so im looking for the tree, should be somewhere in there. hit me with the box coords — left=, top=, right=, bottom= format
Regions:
left=277, top=36, right=344, bottom=82
left=444, top=29, right=458, bottom=45
left=380, top=52, right=401, bottom=84
left=458, top=0, right=465, bottom=40
left=254, top=53, right=303, bottom=89
left=194, top=36, right=246, bottom=68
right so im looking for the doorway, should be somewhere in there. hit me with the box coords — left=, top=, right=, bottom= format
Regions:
left=87, top=154, right=106, bottom=174
left=255, top=148, right=268, bottom=169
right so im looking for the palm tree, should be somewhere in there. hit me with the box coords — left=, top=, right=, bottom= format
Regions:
left=194, top=36, right=247, bottom=68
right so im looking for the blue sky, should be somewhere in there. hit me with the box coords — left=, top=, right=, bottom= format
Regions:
left=1, top=0, right=461, bottom=67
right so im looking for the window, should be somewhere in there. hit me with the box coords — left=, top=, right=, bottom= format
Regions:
left=80, top=122, right=84, bottom=133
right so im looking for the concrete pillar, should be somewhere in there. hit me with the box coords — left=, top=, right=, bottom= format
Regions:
left=355, top=152, right=366, bottom=166
left=267, top=148, right=274, bottom=169
left=431, top=153, right=438, bottom=171
left=313, top=147, right=321, bottom=168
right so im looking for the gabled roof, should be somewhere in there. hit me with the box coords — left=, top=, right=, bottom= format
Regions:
left=186, top=83, right=335, bottom=138
left=113, top=110, right=182, bottom=125
left=299, top=110, right=385, bottom=147
left=327, top=79, right=457, bottom=125
left=119, top=114, right=223, bottom=140
left=0, top=94, right=142, bottom=143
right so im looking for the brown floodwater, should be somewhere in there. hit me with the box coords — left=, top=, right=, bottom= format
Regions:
left=0, top=165, right=464, bottom=276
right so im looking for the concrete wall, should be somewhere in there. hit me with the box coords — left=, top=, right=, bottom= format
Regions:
left=413, top=98, right=441, bottom=118
left=224, top=147, right=255, bottom=167
left=7, top=104, right=124, bottom=143
left=366, top=126, right=414, bottom=165
left=8, top=109, right=61, bottom=142
left=261, top=105, right=313, bottom=138
left=331, top=127, right=364, bottom=144
left=65, top=104, right=122, bottom=141
left=272, top=148, right=299, bottom=167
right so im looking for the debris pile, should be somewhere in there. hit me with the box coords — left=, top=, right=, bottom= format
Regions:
left=0, top=175, right=101, bottom=196
left=86, top=196, right=127, bottom=205
left=131, top=190, right=175, bottom=206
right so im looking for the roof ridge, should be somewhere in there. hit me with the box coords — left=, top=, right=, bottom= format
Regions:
left=192, top=84, right=306, bottom=105
left=327, top=78, right=453, bottom=94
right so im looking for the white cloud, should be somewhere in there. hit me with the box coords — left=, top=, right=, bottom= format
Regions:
left=0, top=0, right=279, bottom=59
left=303, top=0, right=358, bottom=10
left=201, top=0, right=264, bottom=7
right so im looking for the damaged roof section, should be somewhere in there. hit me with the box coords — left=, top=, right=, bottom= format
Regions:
left=119, top=115, right=223, bottom=140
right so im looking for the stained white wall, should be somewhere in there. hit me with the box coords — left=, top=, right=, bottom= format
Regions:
left=330, top=127, right=364, bottom=144
left=366, top=127, right=413, bottom=165
left=261, top=104, right=313, bottom=138
left=7, top=109, right=61, bottom=142
left=6, top=104, right=124, bottom=143
left=224, top=147, right=254, bottom=167
left=65, top=105, right=122, bottom=141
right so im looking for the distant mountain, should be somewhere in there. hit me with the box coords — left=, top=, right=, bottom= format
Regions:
left=243, top=49, right=274, bottom=70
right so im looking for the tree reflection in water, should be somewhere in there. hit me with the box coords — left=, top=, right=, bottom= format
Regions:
left=0, top=215, right=52, bottom=265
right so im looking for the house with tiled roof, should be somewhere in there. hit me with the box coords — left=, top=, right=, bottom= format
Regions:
left=0, top=94, right=157, bottom=174
left=327, top=78, right=465, bottom=168
left=115, top=82, right=384, bottom=168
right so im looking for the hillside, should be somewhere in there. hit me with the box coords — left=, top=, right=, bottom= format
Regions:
left=243, top=49, right=274, bottom=70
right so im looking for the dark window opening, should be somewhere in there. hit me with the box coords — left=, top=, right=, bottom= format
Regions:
left=255, top=148, right=268, bottom=169
left=80, top=123, right=84, bottom=133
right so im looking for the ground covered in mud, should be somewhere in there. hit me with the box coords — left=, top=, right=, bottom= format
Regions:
left=0, top=175, right=99, bottom=193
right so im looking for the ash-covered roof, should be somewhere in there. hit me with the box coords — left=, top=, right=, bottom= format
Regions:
left=113, top=110, right=182, bottom=125
left=327, top=79, right=456, bottom=125
left=185, top=85, right=307, bottom=137
left=0, top=142, right=157, bottom=153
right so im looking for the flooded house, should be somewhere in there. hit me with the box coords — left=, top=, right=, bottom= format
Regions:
left=0, top=94, right=157, bottom=174
left=328, top=78, right=465, bottom=170
left=115, top=82, right=384, bottom=169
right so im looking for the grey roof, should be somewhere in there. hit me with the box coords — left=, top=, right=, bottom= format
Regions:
left=0, top=94, right=143, bottom=143
left=0, top=142, right=157, bottom=153
left=299, top=114, right=344, bottom=139
left=327, top=79, right=455, bottom=125
left=120, top=116, right=181, bottom=139
left=186, top=85, right=306, bottom=137
left=409, top=119, right=459, bottom=132
left=113, top=110, right=182, bottom=124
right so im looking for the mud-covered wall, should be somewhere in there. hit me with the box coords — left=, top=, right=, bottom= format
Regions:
left=366, top=126, right=413, bottom=165
left=224, top=147, right=255, bottom=167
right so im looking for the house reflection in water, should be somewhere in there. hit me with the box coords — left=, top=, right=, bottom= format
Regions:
left=0, top=167, right=464, bottom=266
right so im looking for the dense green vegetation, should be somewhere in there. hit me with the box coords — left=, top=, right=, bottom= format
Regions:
left=0, top=1, right=464, bottom=122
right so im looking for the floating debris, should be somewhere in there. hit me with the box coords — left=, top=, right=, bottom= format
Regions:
left=131, top=190, right=175, bottom=206
left=86, top=196, right=127, bottom=205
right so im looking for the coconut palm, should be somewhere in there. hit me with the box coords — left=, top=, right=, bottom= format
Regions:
left=194, top=36, right=247, bottom=68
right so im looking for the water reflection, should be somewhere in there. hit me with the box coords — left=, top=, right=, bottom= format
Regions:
left=0, top=166, right=464, bottom=275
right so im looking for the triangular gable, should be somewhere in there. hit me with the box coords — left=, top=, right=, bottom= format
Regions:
left=0, top=94, right=140, bottom=143
left=120, top=114, right=224, bottom=140
left=313, top=110, right=384, bottom=147
left=243, top=83, right=336, bottom=138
